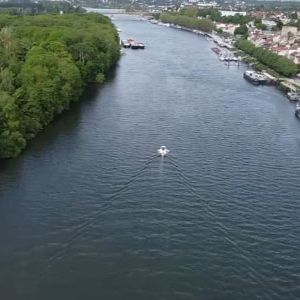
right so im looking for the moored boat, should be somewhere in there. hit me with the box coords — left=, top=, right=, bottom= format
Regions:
left=287, top=92, right=300, bottom=101
left=211, top=47, right=221, bottom=55
left=126, top=39, right=145, bottom=50
left=295, top=101, right=300, bottom=118
left=121, top=40, right=131, bottom=48
left=130, top=42, right=139, bottom=49
left=243, top=71, right=260, bottom=85
left=137, top=42, right=145, bottom=49
left=243, top=71, right=267, bottom=85
left=256, top=73, right=268, bottom=85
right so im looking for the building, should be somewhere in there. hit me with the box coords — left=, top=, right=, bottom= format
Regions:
left=219, top=10, right=247, bottom=17
left=262, top=19, right=277, bottom=30
left=215, top=23, right=239, bottom=35
left=281, top=26, right=298, bottom=37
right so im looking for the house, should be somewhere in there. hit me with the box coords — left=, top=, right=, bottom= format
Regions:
left=281, top=26, right=298, bottom=37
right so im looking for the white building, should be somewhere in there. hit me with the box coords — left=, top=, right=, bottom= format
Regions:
left=262, top=19, right=277, bottom=29
left=219, top=10, right=247, bottom=17
left=281, top=26, right=298, bottom=37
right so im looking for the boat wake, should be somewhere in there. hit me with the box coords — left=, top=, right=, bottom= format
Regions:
left=41, top=153, right=266, bottom=291
left=166, top=156, right=268, bottom=290
left=41, top=154, right=158, bottom=274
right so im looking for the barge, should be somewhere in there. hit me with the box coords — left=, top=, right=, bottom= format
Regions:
left=243, top=71, right=268, bottom=85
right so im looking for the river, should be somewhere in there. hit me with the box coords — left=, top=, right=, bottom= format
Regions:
left=0, top=15, right=300, bottom=300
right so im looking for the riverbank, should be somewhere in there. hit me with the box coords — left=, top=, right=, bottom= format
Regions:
left=159, top=13, right=214, bottom=33
left=0, top=12, right=120, bottom=159
left=235, top=49, right=300, bottom=92
left=154, top=18, right=300, bottom=95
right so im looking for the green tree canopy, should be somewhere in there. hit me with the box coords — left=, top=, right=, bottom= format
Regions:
left=234, top=24, right=249, bottom=36
left=160, top=13, right=215, bottom=33
left=236, top=39, right=299, bottom=77
left=0, top=12, right=120, bottom=158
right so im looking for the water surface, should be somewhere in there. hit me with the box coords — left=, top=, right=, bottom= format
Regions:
left=1, top=15, right=300, bottom=300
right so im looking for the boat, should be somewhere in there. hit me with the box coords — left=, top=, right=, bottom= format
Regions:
left=255, top=73, right=268, bottom=84
left=295, top=101, right=300, bottom=118
left=287, top=92, right=300, bottom=101
left=137, top=42, right=145, bottom=49
left=219, top=55, right=225, bottom=61
left=121, top=40, right=131, bottom=48
left=157, top=146, right=169, bottom=158
left=211, top=47, right=221, bottom=55
left=130, top=42, right=140, bottom=49
left=173, top=25, right=182, bottom=29
left=244, top=71, right=260, bottom=85
left=126, top=39, right=145, bottom=50
left=243, top=71, right=267, bottom=85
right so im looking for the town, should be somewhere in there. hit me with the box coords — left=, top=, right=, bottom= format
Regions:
left=141, top=1, right=300, bottom=95
left=155, top=2, right=300, bottom=66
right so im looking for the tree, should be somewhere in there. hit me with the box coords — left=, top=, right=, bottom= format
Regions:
left=254, top=18, right=267, bottom=30
left=234, top=24, right=248, bottom=36
left=236, top=39, right=299, bottom=77
left=0, top=91, right=26, bottom=158
left=0, top=67, right=14, bottom=93
left=160, top=13, right=215, bottom=33
left=276, top=20, right=283, bottom=30
left=0, top=12, right=120, bottom=158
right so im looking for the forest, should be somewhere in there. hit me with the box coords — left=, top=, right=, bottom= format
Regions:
left=0, top=13, right=120, bottom=159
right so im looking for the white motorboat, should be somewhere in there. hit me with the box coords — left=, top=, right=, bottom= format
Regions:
left=158, top=146, right=169, bottom=158
left=287, top=92, right=300, bottom=101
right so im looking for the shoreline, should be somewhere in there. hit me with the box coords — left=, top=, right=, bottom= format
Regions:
left=152, top=19, right=300, bottom=97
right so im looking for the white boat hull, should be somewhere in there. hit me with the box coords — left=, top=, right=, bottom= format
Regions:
left=157, top=147, right=170, bottom=157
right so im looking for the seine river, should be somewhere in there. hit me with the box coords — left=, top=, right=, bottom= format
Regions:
left=0, top=15, right=300, bottom=300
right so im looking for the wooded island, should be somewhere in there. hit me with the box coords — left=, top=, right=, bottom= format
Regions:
left=0, top=13, right=120, bottom=158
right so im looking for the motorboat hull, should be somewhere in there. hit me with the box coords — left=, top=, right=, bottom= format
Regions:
left=243, top=72, right=260, bottom=85
left=158, top=146, right=170, bottom=158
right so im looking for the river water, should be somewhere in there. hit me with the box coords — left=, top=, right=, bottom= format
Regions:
left=1, top=15, right=300, bottom=300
